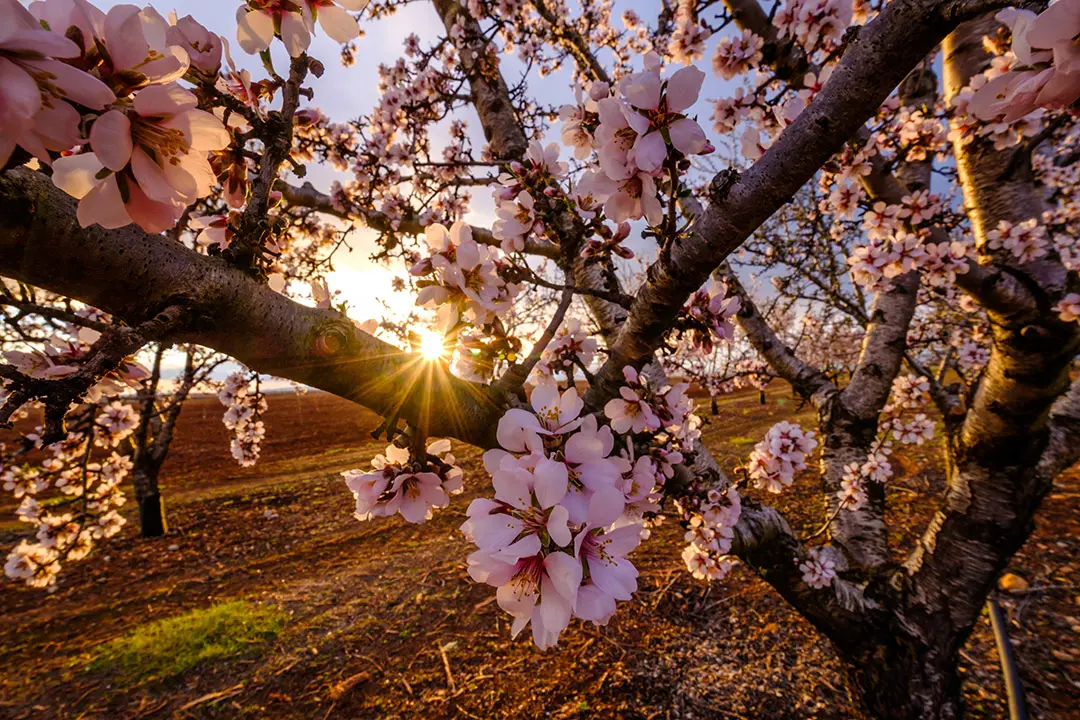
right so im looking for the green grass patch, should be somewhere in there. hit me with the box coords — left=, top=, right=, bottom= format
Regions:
left=90, top=599, right=287, bottom=684
left=726, top=436, right=758, bottom=446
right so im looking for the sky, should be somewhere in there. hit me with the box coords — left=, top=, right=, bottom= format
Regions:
left=80, top=0, right=748, bottom=377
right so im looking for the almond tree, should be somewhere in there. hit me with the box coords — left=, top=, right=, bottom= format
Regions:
left=129, top=343, right=226, bottom=536
left=1, top=0, right=1078, bottom=717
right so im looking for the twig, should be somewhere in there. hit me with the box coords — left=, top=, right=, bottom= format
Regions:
left=496, top=284, right=573, bottom=391
left=178, top=683, right=245, bottom=711
left=0, top=305, right=189, bottom=443
left=800, top=501, right=848, bottom=542
left=438, top=641, right=457, bottom=693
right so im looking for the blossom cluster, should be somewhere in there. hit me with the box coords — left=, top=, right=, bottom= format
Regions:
left=2, top=0, right=368, bottom=236
left=454, top=361, right=712, bottom=649
left=463, top=382, right=644, bottom=648
left=493, top=141, right=568, bottom=253
left=775, top=0, right=854, bottom=56
left=342, top=439, right=463, bottom=523
left=984, top=218, right=1049, bottom=264
left=556, top=52, right=713, bottom=229
left=969, top=2, right=1080, bottom=123
left=798, top=547, right=838, bottom=589
left=836, top=374, right=937, bottom=510
left=0, top=0, right=234, bottom=232
left=4, top=404, right=137, bottom=588
left=846, top=194, right=972, bottom=292
left=678, top=484, right=742, bottom=582
left=532, top=319, right=598, bottom=381
left=682, top=277, right=742, bottom=354
left=603, top=366, right=693, bottom=437
left=411, top=221, right=521, bottom=336
left=745, top=421, right=818, bottom=494
left=236, top=0, right=369, bottom=59
left=4, top=327, right=149, bottom=401
left=217, top=371, right=267, bottom=467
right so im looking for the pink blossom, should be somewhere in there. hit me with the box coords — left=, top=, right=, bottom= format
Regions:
left=984, top=218, right=1048, bottom=263
left=969, top=4, right=1080, bottom=121
left=98, top=4, right=190, bottom=87
left=573, top=519, right=641, bottom=625
left=604, top=385, right=661, bottom=435
left=618, top=60, right=710, bottom=172
left=343, top=440, right=461, bottom=524
left=166, top=13, right=223, bottom=75
left=0, top=0, right=114, bottom=166
left=236, top=1, right=310, bottom=57
left=463, top=451, right=571, bottom=557
left=413, top=221, right=515, bottom=332
left=52, top=83, right=230, bottom=233
left=495, top=382, right=584, bottom=452
left=798, top=549, right=837, bottom=589
left=473, top=548, right=581, bottom=650
left=746, top=421, right=817, bottom=493
left=712, top=29, right=763, bottom=80
left=1055, top=292, right=1080, bottom=322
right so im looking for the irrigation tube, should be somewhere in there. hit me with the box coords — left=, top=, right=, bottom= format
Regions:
left=988, top=593, right=1028, bottom=720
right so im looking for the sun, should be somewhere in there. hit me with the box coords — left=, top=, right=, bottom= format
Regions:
left=419, top=330, right=448, bottom=361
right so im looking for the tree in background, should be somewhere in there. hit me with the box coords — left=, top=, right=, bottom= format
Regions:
left=129, top=343, right=226, bottom=536
left=1, top=0, right=1079, bottom=716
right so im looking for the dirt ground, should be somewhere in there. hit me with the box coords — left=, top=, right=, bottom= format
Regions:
left=1, top=385, right=1078, bottom=719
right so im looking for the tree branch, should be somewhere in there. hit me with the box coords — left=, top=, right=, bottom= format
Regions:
left=0, top=167, right=505, bottom=449
left=278, top=180, right=560, bottom=259
left=721, top=265, right=837, bottom=406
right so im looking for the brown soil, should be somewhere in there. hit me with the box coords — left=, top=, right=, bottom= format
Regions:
left=0, top=386, right=1078, bottom=719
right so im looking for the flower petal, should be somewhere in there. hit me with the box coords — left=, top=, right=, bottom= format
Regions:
left=90, top=110, right=132, bottom=171
left=317, top=3, right=359, bottom=42
left=77, top=174, right=132, bottom=229
left=668, top=117, right=707, bottom=156
left=666, top=66, right=705, bottom=113
left=235, top=7, right=274, bottom=54
left=52, top=152, right=105, bottom=199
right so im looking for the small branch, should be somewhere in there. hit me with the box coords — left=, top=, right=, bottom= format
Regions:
left=495, top=284, right=574, bottom=392
left=0, top=305, right=190, bottom=443
left=521, top=265, right=633, bottom=307
left=0, top=300, right=114, bottom=332
left=800, top=502, right=848, bottom=542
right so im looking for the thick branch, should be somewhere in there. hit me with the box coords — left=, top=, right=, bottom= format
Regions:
left=0, top=167, right=505, bottom=449
left=729, top=500, right=882, bottom=650
left=722, top=266, right=836, bottom=406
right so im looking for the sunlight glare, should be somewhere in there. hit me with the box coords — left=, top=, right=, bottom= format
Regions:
left=420, top=331, right=447, bottom=361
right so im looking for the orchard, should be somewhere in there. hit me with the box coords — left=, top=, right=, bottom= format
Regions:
left=1, top=0, right=1079, bottom=715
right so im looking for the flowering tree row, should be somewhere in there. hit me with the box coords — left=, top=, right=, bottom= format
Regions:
left=1, top=0, right=1079, bottom=716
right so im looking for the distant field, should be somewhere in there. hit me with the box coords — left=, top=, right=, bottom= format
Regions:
left=1, top=386, right=1077, bottom=719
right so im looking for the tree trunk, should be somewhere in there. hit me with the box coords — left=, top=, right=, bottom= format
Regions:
left=131, top=460, right=168, bottom=537
left=711, top=394, right=719, bottom=416
left=136, top=487, right=168, bottom=537
left=844, top=641, right=964, bottom=720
